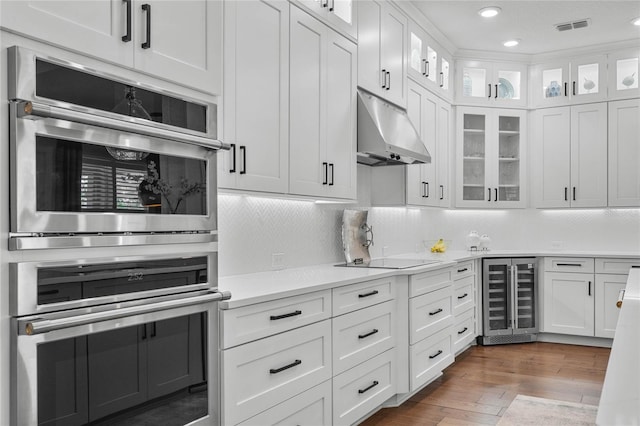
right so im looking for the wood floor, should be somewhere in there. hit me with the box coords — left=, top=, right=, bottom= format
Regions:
left=360, top=342, right=610, bottom=425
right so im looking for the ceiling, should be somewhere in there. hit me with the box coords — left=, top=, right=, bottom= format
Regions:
left=409, top=1, right=640, bottom=55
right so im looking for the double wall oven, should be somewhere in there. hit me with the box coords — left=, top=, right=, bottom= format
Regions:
left=7, top=47, right=229, bottom=425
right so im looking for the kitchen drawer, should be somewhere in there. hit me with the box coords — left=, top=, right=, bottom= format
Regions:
left=221, top=290, right=331, bottom=348
left=332, top=277, right=395, bottom=317
left=595, top=258, right=640, bottom=275
left=332, top=349, right=396, bottom=426
left=333, top=300, right=395, bottom=375
left=454, top=260, right=475, bottom=279
left=237, top=380, right=332, bottom=426
left=410, top=285, right=454, bottom=344
left=453, top=275, right=474, bottom=317
left=222, top=320, right=332, bottom=425
left=409, top=268, right=453, bottom=298
left=544, top=257, right=594, bottom=273
left=453, top=308, right=476, bottom=355
left=410, top=327, right=454, bottom=392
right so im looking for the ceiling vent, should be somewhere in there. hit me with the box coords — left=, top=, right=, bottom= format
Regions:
left=555, top=19, right=591, bottom=32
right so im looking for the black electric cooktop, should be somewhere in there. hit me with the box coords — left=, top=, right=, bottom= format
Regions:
left=337, top=258, right=441, bottom=269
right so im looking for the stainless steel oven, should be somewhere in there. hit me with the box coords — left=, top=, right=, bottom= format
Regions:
left=10, top=253, right=229, bottom=426
left=8, top=46, right=227, bottom=250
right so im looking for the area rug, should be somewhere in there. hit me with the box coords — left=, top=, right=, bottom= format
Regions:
left=497, top=395, right=597, bottom=425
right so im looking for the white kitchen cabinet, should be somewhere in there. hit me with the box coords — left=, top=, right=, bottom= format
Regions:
left=456, top=60, right=527, bottom=108
left=408, top=20, right=453, bottom=101
left=530, top=55, right=607, bottom=107
left=0, top=0, right=222, bottom=94
left=595, top=274, right=628, bottom=339
left=289, top=6, right=357, bottom=200
left=456, top=107, right=527, bottom=208
left=543, top=271, right=595, bottom=336
left=357, top=0, right=407, bottom=107
left=220, top=0, right=289, bottom=193
left=295, top=0, right=357, bottom=39
left=531, top=103, right=608, bottom=208
left=608, top=99, right=640, bottom=207
left=607, top=48, right=640, bottom=100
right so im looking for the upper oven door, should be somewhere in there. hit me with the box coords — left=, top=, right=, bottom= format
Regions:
left=10, top=106, right=217, bottom=234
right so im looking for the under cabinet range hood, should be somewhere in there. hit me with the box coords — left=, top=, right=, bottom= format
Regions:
left=357, top=89, right=431, bottom=166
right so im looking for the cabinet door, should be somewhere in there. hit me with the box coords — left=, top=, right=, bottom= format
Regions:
left=494, top=63, right=527, bottom=107
left=289, top=7, right=326, bottom=198
left=595, top=274, right=627, bottom=338
left=221, top=0, right=289, bottom=193
left=531, top=61, right=570, bottom=107
left=570, top=103, right=608, bottom=207
left=0, top=0, right=133, bottom=66
left=542, top=272, right=594, bottom=336
left=608, top=99, right=640, bottom=207
left=436, top=101, right=452, bottom=206
left=408, top=21, right=429, bottom=84
left=494, top=110, right=526, bottom=207
left=608, top=49, right=640, bottom=100
left=357, top=0, right=383, bottom=96
left=532, top=107, right=571, bottom=208
left=458, top=60, right=490, bottom=103
left=379, top=3, right=407, bottom=107
left=457, top=109, right=489, bottom=207
left=134, top=0, right=222, bottom=95
left=569, top=55, right=607, bottom=104
left=325, top=29, right=357, bottom=199
left=296, top=0, right=357, bottom=39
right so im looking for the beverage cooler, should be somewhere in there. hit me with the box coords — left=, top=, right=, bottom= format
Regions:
left=479, top=258, right=538, bottom=345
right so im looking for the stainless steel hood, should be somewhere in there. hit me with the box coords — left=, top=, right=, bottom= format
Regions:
left=357, top=89, right=431, bottom=166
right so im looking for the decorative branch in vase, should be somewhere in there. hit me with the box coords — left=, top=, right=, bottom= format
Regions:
left=138, top=160, right=203, bottom=214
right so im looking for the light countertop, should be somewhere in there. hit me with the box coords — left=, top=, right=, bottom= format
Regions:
left=219, top=249, right=640, bottom=309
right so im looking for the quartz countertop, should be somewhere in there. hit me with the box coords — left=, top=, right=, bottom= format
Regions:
left=596, top=267, right=640, bottom=425
left=219, top=249, right=639, bottom=309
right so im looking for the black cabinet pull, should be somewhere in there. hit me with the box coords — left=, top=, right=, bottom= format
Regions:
left=239, top=145, right=246, bottom=174
left=329, top=0, right=334, bottom=11
left=440, top=185, right=444, bottom=200
left=421, top=182, right=426, bottom=198
left=422, top=59, right=427, bottom=76
left=230, top=143, right=236, bottom=173
left=429, top=308, right=443, bottom=316
left=329, top=163, right=334, bottom=186
left=457, top=293, right=468, bottom=300
left=495, top=84, right=498, bottom=99
left=381, top=69, right=387, bottom=89
left=495, top=188, right=498, bottom=202
left=38, top=289, right=59, bottom=296
left=588, top=281, right=592, bottom=296
left=358, top=329, right=379, bottom=339
left=150, top=321, right=156, bottom=338
left=488, top=188, right=492, bottom=202
left=425, top=60, right=430, bottom=77
left=358, top=290, right=379, bottom=298
left=573, top=187, right=576, bottom=201
left=564, top=187, right=568, bottom=201
left=321, top=0, right=328, bottom=7
left=141, top=4, right=151, bottom=49
left=386, top=71, right=391, bottom=90
left=142, top=324, right=147, bottom=340
left=122, top=0, right=132, bottom=42
left=270, top=310, right=302, bottom=320
left=487, top=84, right=492, bottom=98
left=457, top=267, right=468, bottom=273
left=425, top=182, right=429, bottom=198
left=573, top=81, right=576, bottom=96
left=323, top=162, right=328, bottom=185
left=439, top=71, right=444, bottom=88
left=270, top=359, right=301, bottom=374
left=458, top=327, right=468, bottom=335
left=557, top=263, right=582, bottom=267
left=429, top=350, right=443, bottom=359
left=358, top=380, right=379, bottom=394
left=564, top=82, right=568, bottom=96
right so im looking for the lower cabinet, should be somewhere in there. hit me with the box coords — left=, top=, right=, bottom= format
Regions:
left=410, top=327, right=453, bottom=391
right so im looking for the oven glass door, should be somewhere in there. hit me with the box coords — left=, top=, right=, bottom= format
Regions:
left=11, top=112, right=217, bottom=234
left=13, top=299, right=219, bottom=426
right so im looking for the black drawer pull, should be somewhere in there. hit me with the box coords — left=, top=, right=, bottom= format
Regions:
left=358, top=290, right=379, bottom=298
left=141, top=3, right=151, bottom=49
left=428, top=308, right=443, bottom=316
left=358, top=329, right=379, bottom=339
left=270, top=310, right=302, bottom=321
left=270, top=359, right=301, bottom=374
left=557, top=263, right=582, bottom=267
left=457, top=267, right=468, bottom=273
left=429, top=350, right=443, bottom=359
left=458, top=327, right=468, bottom=335
left=358, top=380, right=379, bottom=394
left=457, top=293, right=468, bottom=300
left=38, top=289, right=60, bottom=296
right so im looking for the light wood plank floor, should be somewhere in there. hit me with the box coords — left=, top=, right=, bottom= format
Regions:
left=361, top=342, right=610, bottom=425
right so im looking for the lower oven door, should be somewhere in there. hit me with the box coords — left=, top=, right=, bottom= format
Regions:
left=11, top=292, right=222, bottom=426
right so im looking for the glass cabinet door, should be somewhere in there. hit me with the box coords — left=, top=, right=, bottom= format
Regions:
left=461, top=63, right=488, bottom=100
left=570, top=56, right=607, bottom=103
left=497, top=69, right=521, bottom=101
left=441, top=57, right=450, bottom=92
left=608, top=50, right=640, bottom=100
left=332, top=0, right=353, bottom=26
left=461, top=113, right=487, bottom=201
left=426, top=45, right=438, bottom=85
left=497, top=115, right=521, bottom=202
left=531, top=61, right=570, bottom=107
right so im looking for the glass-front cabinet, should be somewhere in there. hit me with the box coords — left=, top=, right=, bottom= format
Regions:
left=408, top=19, right=452, bottom=101
left=608, top=49, right=640, bottom=100
left=296, top=0, right=357, bottom=39
left=456, top=60, right=527, bottom=107
left=456, top=107, right=527, bottom=208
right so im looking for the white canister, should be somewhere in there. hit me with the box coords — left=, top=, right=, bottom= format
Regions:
left=466, top=230, right=480, bottom=250
left=479, top=234, right=491, bottom=250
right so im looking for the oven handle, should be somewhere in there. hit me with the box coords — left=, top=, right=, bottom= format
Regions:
left=15, top=100, right=230, bottom=151
left=18, top=290, right=231, bottom=336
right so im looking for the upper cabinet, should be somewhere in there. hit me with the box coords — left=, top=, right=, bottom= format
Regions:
left=289, top=6, right=357, bottom=200
left=358, top=0, right=407, bottom=107
left=408, top=20, right=453, bottom=101
left=0, top=0, right=222, bottom=95
left=456, top=107, right=527, bottom=208
left=294, top=0, right=357, bottom=39
left=456, top=60, right=527, bottom=108
left=608, top=99, right=640, bottom=207
left=608, top=49, right=640, bottom=100
left=220, top=0, right=290, bottom=193
left=530, top=55, right=607, bottom=107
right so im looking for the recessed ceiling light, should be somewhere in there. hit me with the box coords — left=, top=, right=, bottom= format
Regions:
left=503, top=39, right=520, bottom=47
left=478, top=6, right=501, bottom=18
left=632, top=17, right=640, bottom=26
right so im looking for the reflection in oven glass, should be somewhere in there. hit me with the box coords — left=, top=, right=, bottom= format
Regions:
left=37, top=313, right=208, bottom=425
